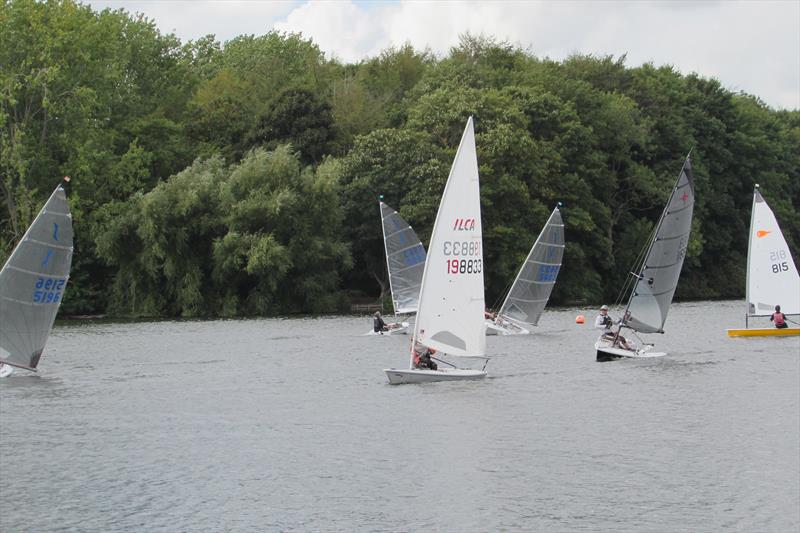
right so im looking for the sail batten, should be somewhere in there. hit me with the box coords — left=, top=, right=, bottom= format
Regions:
left=623, top=157, right=695, bottom=334
left=0, top=182, right=73, bottom=370
left=379, top=201, right=425, bottom=315
left=496, top=206, right=565, bottom=328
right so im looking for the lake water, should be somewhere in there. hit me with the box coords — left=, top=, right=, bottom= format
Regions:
left=1, top=300, right=798, bottom=531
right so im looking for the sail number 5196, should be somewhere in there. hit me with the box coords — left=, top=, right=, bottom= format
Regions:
left=33, top=277, right=65, bottom=304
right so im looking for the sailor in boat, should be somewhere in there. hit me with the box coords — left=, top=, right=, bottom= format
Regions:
left=373, top=311, right=388, bottom=333
left=770, top=305, right=788, bottom=329
left=412, top=346, right=438, bottom=370
left=595, top=305, right=635, bottom=350
left=373, top=311, right=400, bottom=334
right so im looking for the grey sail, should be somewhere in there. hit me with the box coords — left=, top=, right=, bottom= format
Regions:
left=380, top=201, right=425, bottom=314
left=0, top=181, right=73, bottom=371
left=497, top=205, right=565, bottom=327
left=623, top=157, right=695, bottom=334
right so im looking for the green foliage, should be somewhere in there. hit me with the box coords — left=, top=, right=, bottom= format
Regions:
left=94, top=147, right=351, bottom=317
left=249, top=88, right=334, bottom=164
left=2, top=3, right=797, bottom=317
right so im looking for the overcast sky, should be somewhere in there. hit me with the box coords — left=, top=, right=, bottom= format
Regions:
left=87, top=0, right=799, bottom=110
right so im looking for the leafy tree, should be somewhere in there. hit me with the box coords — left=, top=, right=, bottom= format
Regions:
left=249, top=88, right=334, bottom=164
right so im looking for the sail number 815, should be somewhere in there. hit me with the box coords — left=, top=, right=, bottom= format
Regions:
left=447, top=259, right=482, bottom=274
left=769, top=250, right=789, bottom=274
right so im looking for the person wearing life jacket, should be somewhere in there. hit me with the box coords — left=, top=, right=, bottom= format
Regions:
left=413, top=346, right=438, bottom=370
left=770, top=305, right=788, bottom=329
left=595, top=304, right=635, bottom=350
left=595, top=305, right=613, bottom=331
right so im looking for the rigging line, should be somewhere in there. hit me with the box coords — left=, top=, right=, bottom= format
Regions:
left=491, top=272, right=516, bottom=312
left=615, top=213, right=660, bottom=309
left=430, top=356, right=457, bottom=368
left=612, top=227, right=650, bottom=308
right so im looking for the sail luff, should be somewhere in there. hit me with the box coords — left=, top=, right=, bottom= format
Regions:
left=379, top=201, right=398, bottom=314
left=744, top=186, right=758, bottom=318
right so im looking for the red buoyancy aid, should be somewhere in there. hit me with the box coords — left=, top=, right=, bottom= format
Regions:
left=773, top=312, right=786, bottom=327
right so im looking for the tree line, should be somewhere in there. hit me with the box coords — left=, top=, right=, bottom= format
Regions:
left=1, top=0, right=798, bottom=317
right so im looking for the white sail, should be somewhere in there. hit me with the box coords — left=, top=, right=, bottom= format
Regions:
left=623, top=156, right=695, bottom=334
left=746, top=186, right=800, bottom=316
left=411, top=117, right=486, bottom=363
left=379, top=201, right=425, bottom=314
left=496, top=205, right=564, bottom=328
left=0, top=180, right=73, bottom=371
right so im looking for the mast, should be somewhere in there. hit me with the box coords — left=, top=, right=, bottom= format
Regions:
left=744, top=185, right=759, bottom=327
left=378, top=198, right=398, bottom=315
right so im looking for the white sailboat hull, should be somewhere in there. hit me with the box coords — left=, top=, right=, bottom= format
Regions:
left=384, top=367, right=487, bottom=384
left=0, top=364, right=14, bottom=378
left=364, top=321, right=410, bottom=336
left=485, top=320, right=530, bottom=336
left=594, top=337, right=666, bottom=362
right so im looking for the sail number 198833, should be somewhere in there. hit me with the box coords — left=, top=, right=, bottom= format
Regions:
left=443, top=240, right=481, bottom=274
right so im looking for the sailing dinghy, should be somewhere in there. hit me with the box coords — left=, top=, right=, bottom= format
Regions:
left=0, top=178, right=73, bottom=376
left=595, top=155, right=695, bottom=362
left=486, top=204, right=564, bottom=335
left=366, top=201, right=426, bottom=335
left=385, top=117, right=488, bottom=384
left=727, top=185, right=800, bottom=337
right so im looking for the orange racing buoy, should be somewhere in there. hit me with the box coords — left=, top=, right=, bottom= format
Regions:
left=575, top=315, right=585, bottom=324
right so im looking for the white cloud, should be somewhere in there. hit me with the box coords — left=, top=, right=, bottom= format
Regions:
left=88, top=0, right=298, bottom=42
left=87, top=0, right=799, bottom=109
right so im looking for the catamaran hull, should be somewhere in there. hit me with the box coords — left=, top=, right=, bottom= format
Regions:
left=727, top=328, right=800, bottom=337
left=384, top=368, right=487, bottom=384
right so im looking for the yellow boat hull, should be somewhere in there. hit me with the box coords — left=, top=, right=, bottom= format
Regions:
left=727, top=328, right=800, bottom=337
